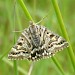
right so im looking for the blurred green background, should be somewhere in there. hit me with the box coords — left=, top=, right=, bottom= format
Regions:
left=0, top=0, right=75, bottom=75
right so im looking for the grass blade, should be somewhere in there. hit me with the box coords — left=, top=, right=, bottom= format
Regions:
left=18, top=0, right=66, bottom=75
left=18, top=0, right=33, bottom=21
left=2, top=57, right=27, bottom=75
left=13, top=0, right=18, bottom=75
left=0, top=47, right=11, bottom=60
left=51, top=57, right=65, bottom=75
left=52, top=0, right=75, bottom=71
left=14, top=60, right=18, bottom=75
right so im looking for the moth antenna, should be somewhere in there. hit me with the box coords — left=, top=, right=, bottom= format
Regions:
left=12, top=30, right=23, bottom=33
left=36, top=13, right=49, bottom=25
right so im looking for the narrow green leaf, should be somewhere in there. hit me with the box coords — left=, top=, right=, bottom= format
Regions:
left=52, top=57, right=65, bottom=75
left=52, top=0, right=75, bottom=71
left=0, top=47, right=11, bottom=60
left=18, top=0, right=33, bottom=21
left=14, top=61, right=18, bottom=75
left=13, top=0, right=18, bottom=75
left=2, top=57, right=27, bottom=75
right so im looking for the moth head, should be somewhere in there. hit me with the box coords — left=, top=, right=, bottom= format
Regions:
left=29, top=21, right=37, bottom=34
left=8, top=48, right=31, bottom=60
left=29, top=21, right=34, bottom=25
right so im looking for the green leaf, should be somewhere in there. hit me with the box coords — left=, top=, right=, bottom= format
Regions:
left=52, top=0, right=75, bottom=71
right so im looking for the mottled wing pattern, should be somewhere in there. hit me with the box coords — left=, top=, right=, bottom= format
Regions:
left=8, top=21, right=68, bottom=61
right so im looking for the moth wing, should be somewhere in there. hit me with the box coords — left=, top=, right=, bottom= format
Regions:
left=8, top=29, right=32, bottom=60
left=41, top=27, right=68, bottom=57
left=28, top=25, right=68, bottom=60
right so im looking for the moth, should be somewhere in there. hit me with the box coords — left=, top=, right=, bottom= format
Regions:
left=8, top=21, right=68, bottom=61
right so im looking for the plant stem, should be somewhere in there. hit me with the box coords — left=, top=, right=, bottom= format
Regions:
left=52, top=0, right=75, bottom=71
left=14, top=60, right=18, bottom=75
left=28, top=62, right=34, bottom=75
left=18, top=0, right=33, bottom=21
left=13, top=0, right=18, bottom=75
left=2, top=57, right=27, bottom=75
left=52, top=57, right=65, bottom=75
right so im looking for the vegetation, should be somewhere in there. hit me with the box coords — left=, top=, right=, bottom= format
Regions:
left=0, top=0, right=75, bottom=75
